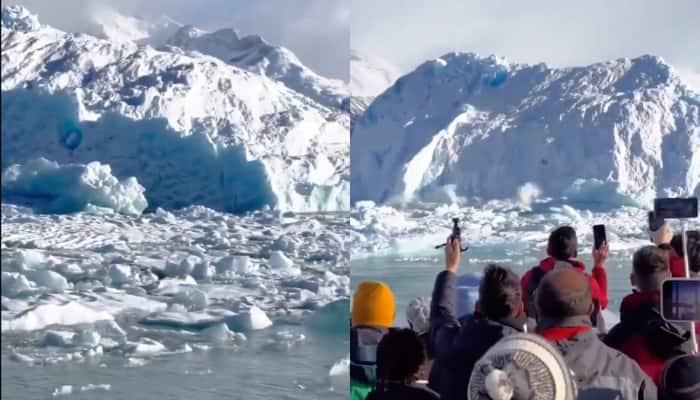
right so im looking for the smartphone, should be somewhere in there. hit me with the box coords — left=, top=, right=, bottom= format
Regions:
left=648, top=211, right=665, bottom=231
left=593, top=224, right=606, bottom=250
left=654, top=197, right=698, bottom=219
left=661, top=278, right=700, bottom=322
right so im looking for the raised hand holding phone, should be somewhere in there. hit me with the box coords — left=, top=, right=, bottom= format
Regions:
left=593, top=242, right=609, bottom=268
left=592, top=224, right=609, bottom=267
left=445, top=235, right=461, bottom=273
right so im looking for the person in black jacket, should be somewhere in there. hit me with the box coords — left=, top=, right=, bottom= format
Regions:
left=366, top=328, right=440, bottom=400
left=429, top=236, right=529, bottom=400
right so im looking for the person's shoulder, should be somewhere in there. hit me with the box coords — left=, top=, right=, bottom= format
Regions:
left=598, top=337, right=649, bottom=375
left=406, top=384, right=440, bottom=400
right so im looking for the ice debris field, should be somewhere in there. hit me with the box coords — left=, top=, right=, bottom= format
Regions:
left=1, top=204, right=350, bottom=394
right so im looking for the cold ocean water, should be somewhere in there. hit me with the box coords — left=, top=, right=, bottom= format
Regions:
left=349, top=200, right=699, bottom=327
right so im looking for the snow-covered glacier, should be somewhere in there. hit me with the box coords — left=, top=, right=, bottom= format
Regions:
left=1, top=5, right=349, bottom=214
left=349, top=50, right=399, bottom=130
left=165, top=25, right=348, bottom=111
left=351, top=52, right=700, bottom=207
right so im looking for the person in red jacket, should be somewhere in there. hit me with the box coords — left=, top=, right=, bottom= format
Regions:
left=650, top=222, right=687, bottom=277
left=669, top=231, right=700, bottom=277
left=604, top=246, right=695, bottom=386
left=521, top=226, right=608, bottom=329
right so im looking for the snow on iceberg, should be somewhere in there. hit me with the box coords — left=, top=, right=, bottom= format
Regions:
left=2, top=301, right=114, bottom=332
left=165, top=25, right=347, bottom=110
left=1, top=5, right=40, bottom=32
left=351, top=52, right=700, bottom=206
left=1, top=6, right=349, bottom=213
left=2, top=158, right=147, bottom=215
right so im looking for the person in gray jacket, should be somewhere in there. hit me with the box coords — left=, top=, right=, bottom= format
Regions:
left=535, top=267, right=658, bottom=400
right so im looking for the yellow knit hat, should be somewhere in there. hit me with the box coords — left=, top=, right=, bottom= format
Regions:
left=351, top=281, right=395, bottom=328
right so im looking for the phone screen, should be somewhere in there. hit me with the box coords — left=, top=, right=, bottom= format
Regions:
left=593, top=224, right=606, bottom=250
left=654, top=198, right=699, bottom=219
left=661, top=279, right=700, bottom=322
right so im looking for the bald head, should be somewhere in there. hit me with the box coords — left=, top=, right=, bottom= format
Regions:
left=536, top=268, right=592, bottom=318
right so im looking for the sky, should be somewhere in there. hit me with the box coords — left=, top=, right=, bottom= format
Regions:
left=4, top=0, right=349, bottom=80
left=352, top=0, right=700, bottom=89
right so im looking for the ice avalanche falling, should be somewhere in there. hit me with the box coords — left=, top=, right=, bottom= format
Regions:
left=351, top=52, right=700, bottom=207
left=1, top=5, right=349, bottom=213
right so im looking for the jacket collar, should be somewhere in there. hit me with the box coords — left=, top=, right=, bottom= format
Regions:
left=620, top=291, right=659, bottom=315
left=539, top=257, right=586, bottom=272
left=472, top=312, right=529, bottom=332
left=536, top=315, right=592, bottom=332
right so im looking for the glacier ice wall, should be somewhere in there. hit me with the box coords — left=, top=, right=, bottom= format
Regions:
left=351, top=53, right=700, bottom=206
left=1, top=6, right=349, bottom=213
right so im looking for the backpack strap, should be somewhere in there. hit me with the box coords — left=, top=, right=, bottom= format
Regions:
left=350, top=328, right=381, bottom=384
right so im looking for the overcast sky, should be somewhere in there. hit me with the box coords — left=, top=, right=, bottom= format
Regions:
left=352, top=0, right=700, bottom=89
left=5, top=0, right=349, bottom=80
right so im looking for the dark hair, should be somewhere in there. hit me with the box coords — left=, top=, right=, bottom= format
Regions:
left=548, top=226, right=578, bottom=260
left=479, top=264, right=522, bottom=319
left=670, top=232, right=700, bottom=274
left=633, top=246, right=670, bottom=291
left=659, top=354, right=700, bottom=400
left=536, top=269, right=592, bottom=318
left=375, top=328, right=425, bottom=386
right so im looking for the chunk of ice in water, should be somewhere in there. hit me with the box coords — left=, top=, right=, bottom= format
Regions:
left=10, top=350, right=36, bottom=365
left=52, top=385, right=73, bottom=397
left=329, top=356, right=350, bottom=391
left=74, top=330, right=101, bottom=347
left=80, top=384, right=111, bottom=392
left=122, top=338, right=166, bottom=355
left=216, top=255, right=256, bottom=275
left=26, top=269, right=70, bottom=291
left=43, top=330, right=75, bottom=347
left=172, top=288, right=208, bottom=311
left=268, top=251, right=301, bottom=276
left=108, top=264, right=134, bottom=286
left=192, top=261, right=214, bottom=280
left=2, top=302, right=113, bottom=332
left=227, top=306, right=273, bottom=331
left=202, top=322, right=246, bottom=343
left=1, top=272, right=35, bottom=297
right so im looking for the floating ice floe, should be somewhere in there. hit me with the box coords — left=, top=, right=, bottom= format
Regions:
left=216, top=255, right=256, bottom=276
left=328, top=356, right=350, bottom=391
left=171, top=287, right=209, bottom=311
left=202, top=322, right=247, bottom=344
left=2, top=302, right=113, bottom=332
left=121, top=338, right=167, bottom=356
left=52, top=385, right=73, bottom=397
left=43, top=330, right=76, bottom=347
left=268, top=251, right=301, bottom=276
left=192, top=261, right=215, bottom=281
left=108, top=265, right=136, bottom=286
left=2, top=158, right=148, bottom=215
left=1, top=272, right=36, bottom=297
left=26, top=269, right=71, bottom=292
left=80, top=384, right=111, bottom=393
